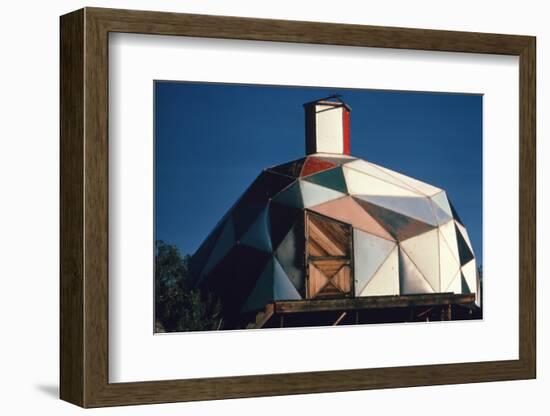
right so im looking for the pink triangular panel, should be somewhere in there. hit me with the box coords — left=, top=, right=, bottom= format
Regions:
left=309, top=196, right=395, bottom=241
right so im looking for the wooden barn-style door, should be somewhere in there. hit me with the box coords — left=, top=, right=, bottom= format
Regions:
left=305, top=211, right=353, bottom=299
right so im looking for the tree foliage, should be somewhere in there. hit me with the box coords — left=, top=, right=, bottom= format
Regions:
left=155, top=240, right=222, bottom=332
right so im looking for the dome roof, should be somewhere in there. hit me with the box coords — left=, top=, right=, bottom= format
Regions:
left=191, top=153, right=477, bottom=317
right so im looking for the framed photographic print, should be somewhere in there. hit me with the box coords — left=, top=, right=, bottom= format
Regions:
left=60, top=7, right=536, bottom=408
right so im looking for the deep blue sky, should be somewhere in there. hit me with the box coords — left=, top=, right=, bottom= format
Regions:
left=155, top=82, right=482, bottom=264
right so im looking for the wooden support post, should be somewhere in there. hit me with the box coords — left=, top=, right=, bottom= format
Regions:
left=333, top=312, right=347, bottom=326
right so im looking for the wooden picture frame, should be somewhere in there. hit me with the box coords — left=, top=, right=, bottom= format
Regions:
left=60, top=7, right=536, bottom=408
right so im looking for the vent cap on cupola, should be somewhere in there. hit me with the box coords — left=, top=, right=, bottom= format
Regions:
left=304, top=95, right=351, bottom=156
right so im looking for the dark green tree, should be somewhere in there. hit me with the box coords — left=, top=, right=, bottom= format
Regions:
left=155, top=240, right=222, bottom=332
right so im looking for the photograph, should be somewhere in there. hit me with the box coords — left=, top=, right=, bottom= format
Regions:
left=154, top=81, right=483, bottom=333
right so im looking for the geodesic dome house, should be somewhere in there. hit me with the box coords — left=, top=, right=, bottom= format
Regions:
left=191, top=96, right=479, bottom=328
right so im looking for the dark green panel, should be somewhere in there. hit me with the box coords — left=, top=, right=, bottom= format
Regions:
left=201, top=244, right=271, bottom=319
left=449, top=199, right=464, bottom=225
left=231, top=170, right=295, bottom=238
left=190, top=219, right=226, bottom=285
left=455, top=223, right=475, bottom=266
left=303, top=167, right=348, bottom=194
left=269, top=201, right=302, bottom=250
left=271, top=180, right=304, bottom=209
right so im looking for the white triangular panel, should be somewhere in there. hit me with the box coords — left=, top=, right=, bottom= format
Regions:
left=359, top=246, right=399, bottom=296
left=430, top=191, right=453, bottom=225
left=353, top=229, right=396, bottom=295
left=445, top=270, right=462, bottom=294
left=401, top=229, right=440, bottom=292
left=372, top=164, right=442, bottom=197
left=343, top=166, right=420, bottom=197
left=439, top=231, right=460, bottom=291
left=399, top=248, right=434, bottom=294
left=240, top=208, right=272, bottom=252
left=299, top=180, right=345, bottom=208
left=461, top=258, right=477, bottom=297
left=440, top=220, right=460, bottom=263
left=359, top=195, right=437, bottom=226
left=345, top=160, right=420, bottom=193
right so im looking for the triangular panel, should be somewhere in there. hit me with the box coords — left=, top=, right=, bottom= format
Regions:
left=455, top=221, right=474, bottom=252
left=399, top=248, right=434, bottom=294
left=241, top=258, right=274, bottom=313
left=300, top=180, right=346, bottom=208
left=353, top=229, right=396, bottom=295
left=445, top=270, right=462, bottom=294
left=461, top=273, right=471, bottom=294
left=275, top=218, right=306, bottom=295
left=267, top=158, right=306, bottom=178
left=229, top=170, right=296, bottom=240
left=303, top=167, right=347, bottom=193
left=202, top=218, right=236, bottom=275
left=269, top=201, right=302, bottom=250
left=316, top=154, right=357, bottom=166
left=439, top=220, right=460, bottom=263
left=461, top=258, right=477, bottom=297
left=300, top=157, right=337, bottom=177
left=343, top=166, right=421, bottom=197
left=308, top=263, right=329, bottom=298
left=271, top=180, right=303, bottom=208
left=331, top=265, right=351, bottom=293
left=240, top=207, right=272, bottom=252
left=372, top=164, right=442, bottom=197
left=310, top=196, right=394, bottom=241
left=358, top=195, right=437, bottom=226
left=359, top=246, right=399, bottom=296
left=449, top=200, right=464, bottom=225
left=355, top=198, right=435, bottom=241
left=430, top=191, right=453, bottom=225
left=273, top=258, right=302, bottom=301
left=401, top=229, right=440, bottom=292
left=455, top=223, right=475, bottom=266
left=439, top=230, right=461, bottom=292
left=346, top=159, right=420, bottom=193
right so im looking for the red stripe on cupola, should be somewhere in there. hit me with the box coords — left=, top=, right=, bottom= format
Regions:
left=342, top=107, right=350, bottom=155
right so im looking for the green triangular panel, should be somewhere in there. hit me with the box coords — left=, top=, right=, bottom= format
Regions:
left=240, top=207, right=272, bottom=252
left=271, top=181, right=303, bottom=208
left=461, top=273, right=472, bottom=294
left=455, top=223, right=475, bottom=266
left=303, top=167, right=347, bottom=193
left=273, top=258, right=302, bottom=301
